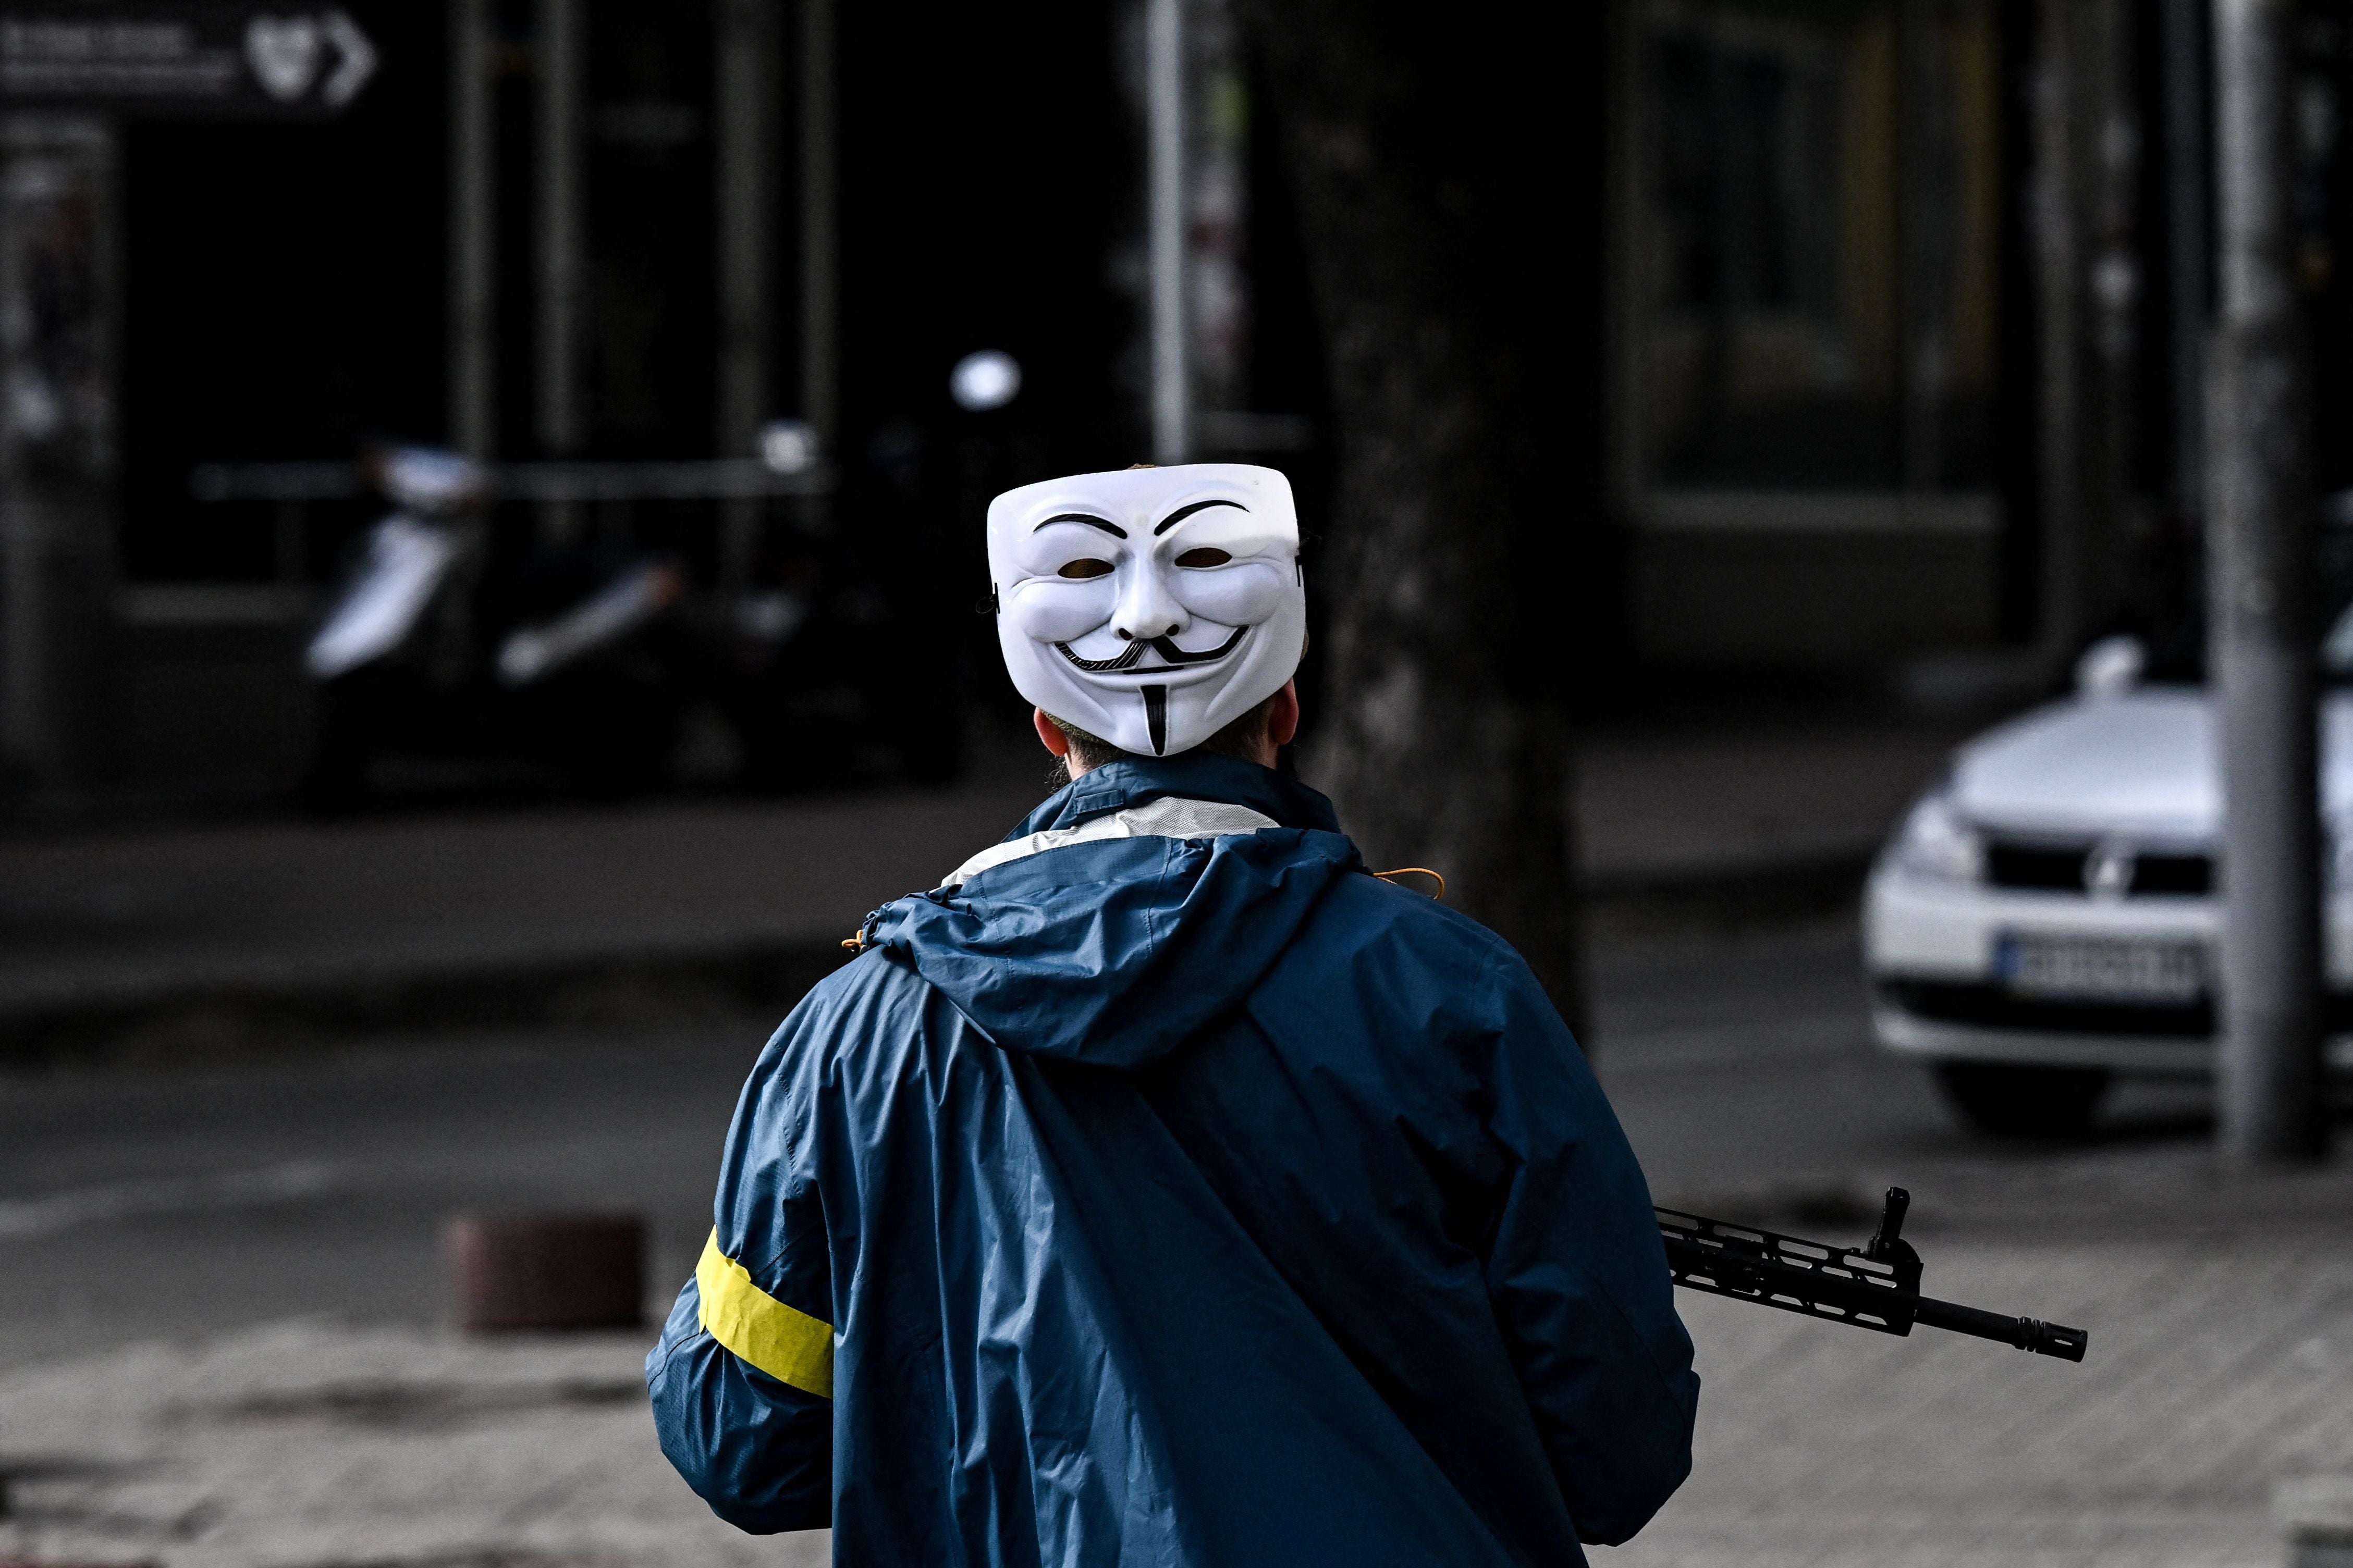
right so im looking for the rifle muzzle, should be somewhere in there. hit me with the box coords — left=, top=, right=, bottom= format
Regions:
left=1912, top=1295, right=2090, bottom=1361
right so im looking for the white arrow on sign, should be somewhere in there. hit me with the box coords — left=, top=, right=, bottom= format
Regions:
left=320, top=8, right=374, bottom=109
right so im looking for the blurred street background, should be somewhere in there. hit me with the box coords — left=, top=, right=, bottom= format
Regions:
left=4, top=0, right=2353, bottom=1564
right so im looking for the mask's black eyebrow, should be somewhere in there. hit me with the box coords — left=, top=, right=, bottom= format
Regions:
left=1154, top=499, right=1248, bottom=535
left=1034, top=513, right=1128, bottom=538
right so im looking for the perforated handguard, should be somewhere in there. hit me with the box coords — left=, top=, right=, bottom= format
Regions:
left=1655, top=1188, right=2089, bottom=1363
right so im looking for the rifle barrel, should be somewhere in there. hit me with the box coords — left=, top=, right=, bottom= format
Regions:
left=1912, top=1294, right=2089, bottom=1361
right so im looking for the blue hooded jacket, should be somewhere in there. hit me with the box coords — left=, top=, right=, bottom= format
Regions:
left=647, top=756, right=1698, bottom=1565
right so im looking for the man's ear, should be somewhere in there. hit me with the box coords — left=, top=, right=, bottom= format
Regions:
left=1267, top=681, right=1301, bottom=748
left=1033, top=708, right=1072, bottom=757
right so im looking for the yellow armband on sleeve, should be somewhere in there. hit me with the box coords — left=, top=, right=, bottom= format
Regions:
left=696, top=1227, right=835, bottom=1399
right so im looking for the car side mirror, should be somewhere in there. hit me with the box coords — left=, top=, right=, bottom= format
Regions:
left=2074, top=635, right=2146, bottom=701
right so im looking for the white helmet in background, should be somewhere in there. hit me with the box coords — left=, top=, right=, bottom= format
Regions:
left=987, top=463, right=1304, bottom=757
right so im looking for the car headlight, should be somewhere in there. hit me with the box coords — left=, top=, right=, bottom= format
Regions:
left=1886, top=791, right=1984, bottom=885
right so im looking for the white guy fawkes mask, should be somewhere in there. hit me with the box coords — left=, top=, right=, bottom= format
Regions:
left=987, top=463, right=1304, bottom=757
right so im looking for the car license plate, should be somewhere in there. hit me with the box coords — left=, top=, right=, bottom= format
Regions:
left=1994, top=934, right=2206, bottom=1003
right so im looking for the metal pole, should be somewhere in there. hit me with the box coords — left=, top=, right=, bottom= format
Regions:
left=2083, top=0, right=2139, bottom=637
left=1603, top=0, right=1645, bottom=522
left=1145, top=0, right=1189, bottom=464
left=799, top=0, right=837, bottom=451
left=2030, top=0, right=2083, bottom=658
left=2161, top=0, right=2210, bottom=530
left=0, top=115, right=117, bottom=797
left=1896, top=0, right=1953, bottom=494
left=2032, top=0, right=2137, bottom=664
left=536, top=0, right=582, bottom=545
left=450, top=0, right=496, bottom=461
left=717, top=0, right=777, bottom=592
left=2210, top=0, right=2324, bottom=1163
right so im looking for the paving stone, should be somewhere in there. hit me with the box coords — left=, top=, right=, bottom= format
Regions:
left=0, top=1321, right=826, bottom=1568
left=7, top=1239, right=2343, bottom=1566
left=1603, top=1241, right=2353, bottom=1568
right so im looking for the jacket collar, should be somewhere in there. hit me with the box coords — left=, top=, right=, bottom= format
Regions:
left=1007, top=755, right=1342, bottom=840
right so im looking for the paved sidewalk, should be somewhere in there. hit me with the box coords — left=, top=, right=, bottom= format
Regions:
left=0, top=1321, right=825, bottom=1568
left=2, top=1232, right=2338, bottom=1568
left=1609, top=1238, right=2353, bottom=1568
left=0, top=719, right=1968, bottom=1050
left=0, top=773, right=1048, bottom=1048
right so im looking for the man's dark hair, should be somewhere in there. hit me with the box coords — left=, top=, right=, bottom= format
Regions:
left=1046, top=691, right=1280, bottom=775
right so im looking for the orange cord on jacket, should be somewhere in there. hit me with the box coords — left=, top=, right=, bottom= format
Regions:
left=1372, top=867, right=1446, bottom=900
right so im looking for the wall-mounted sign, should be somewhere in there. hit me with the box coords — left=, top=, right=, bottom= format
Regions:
left=0, top=6, right=376, bottom=116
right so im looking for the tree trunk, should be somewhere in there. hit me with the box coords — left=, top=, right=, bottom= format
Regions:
left=1243, top=0, right=1588, bottom=1030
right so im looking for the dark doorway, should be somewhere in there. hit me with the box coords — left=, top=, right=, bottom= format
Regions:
left=119, top=3, right=445, bottom=585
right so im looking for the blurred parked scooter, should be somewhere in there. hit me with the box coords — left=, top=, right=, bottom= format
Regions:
left=305, top=446, right=480, bottom=685
left=302, top=443, right=684, bottom=808
left=195, top=430, right=966, bottom=802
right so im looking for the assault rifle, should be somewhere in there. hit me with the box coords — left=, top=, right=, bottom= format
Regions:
left=1655, top=1187, right=2089, bottom=1362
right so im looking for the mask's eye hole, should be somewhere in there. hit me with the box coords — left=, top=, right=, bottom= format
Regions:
left=1057, top=558, right=1114, bottom=580
left=1174, top=547, right=1231, bottom=568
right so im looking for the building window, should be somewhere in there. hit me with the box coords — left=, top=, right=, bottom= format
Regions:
left=1628, top=0, right=2001, bottom=496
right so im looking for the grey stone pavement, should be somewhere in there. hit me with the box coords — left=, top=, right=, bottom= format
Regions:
left=0, top=1323, right=825, bottom=1568
left=7, top=1238, right=2347, bottom=1568
left=11, top=712, right=2344, bottom=1567
left=7, top=1233, right=2346, bottom=1568
left=1607, top=1242, right=2353, bottom=1568
left=1584, top=918, right=2353, bottom=1567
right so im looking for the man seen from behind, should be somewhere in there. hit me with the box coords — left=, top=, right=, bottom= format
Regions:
left=647, top=462, right=1700, bottom=1565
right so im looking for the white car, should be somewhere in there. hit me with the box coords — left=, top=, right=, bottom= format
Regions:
left=1864, top=638, right=2353, bottom=1137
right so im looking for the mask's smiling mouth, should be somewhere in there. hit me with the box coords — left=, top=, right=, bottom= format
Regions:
left=1054, top=625, right=1248, bottom=674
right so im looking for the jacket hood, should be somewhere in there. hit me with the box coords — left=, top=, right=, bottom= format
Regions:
left=859, top=756, right=1361, bottom=1069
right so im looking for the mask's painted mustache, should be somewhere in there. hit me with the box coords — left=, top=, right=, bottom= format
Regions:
left=1054, top=625, right=1247, bottom=674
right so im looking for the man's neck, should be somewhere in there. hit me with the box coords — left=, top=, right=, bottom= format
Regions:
left=1063, top=743, right=1277, bottom=783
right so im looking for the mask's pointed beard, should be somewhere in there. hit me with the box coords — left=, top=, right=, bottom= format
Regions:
left=1144, top=685, right=1168, bottom=755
